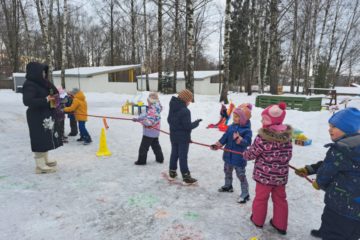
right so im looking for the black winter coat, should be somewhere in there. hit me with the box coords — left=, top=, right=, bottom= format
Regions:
left=167, top=96, right=200, bottom=143
left=23, top=62, right=63, bottom=152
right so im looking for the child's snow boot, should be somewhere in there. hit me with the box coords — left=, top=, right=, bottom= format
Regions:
left=270, top=219, right=286, bottom=235
left=182, top=172, right=197, bottom=185
left=44, top=152, right=57, bottom=167
left=218, top=185, right=234, bottom=192
left=83, top=136, right=92, bottom=145
left=237, top=194, right=250, bottom=204
left=168, top=170, right=178, bottom=180
left=34, top=152, right=56, bottom=174
left=310, top=229, right=321, bottom=238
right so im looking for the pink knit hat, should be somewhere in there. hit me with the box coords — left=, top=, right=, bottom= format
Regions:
left=261, top=102, right=287, bottom=131
left=233, top=103, right=252, bottom=126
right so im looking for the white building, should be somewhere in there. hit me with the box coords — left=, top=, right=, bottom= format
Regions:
left=12, top=73, right=26, bottom=92
left=137, top=71, right=222, bottom=95
left=53, top=65, right=141, bottom=94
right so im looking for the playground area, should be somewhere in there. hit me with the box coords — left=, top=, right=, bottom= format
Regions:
left=0, top=90, right=359, bottom=240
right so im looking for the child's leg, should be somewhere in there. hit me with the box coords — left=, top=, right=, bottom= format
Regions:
left=223, top=163, right=233, bottom=187
left=271, top=185, right=288, bottom=231
left=252, top=183, right=272, bottom=227
left=169, top=142, right=179, bottom=171
left=78, top=121, right=85, bottom=139
left=82, top=121, right=91, bottom=141
left=69, top=115, right=78, bottom=135
left=137, top=136, right=152, bottom=164
left=178, top=143, right=190, bottom=174
left=320, top=205, right=360, bottom=240
left=235, top=166, right=249, bottom=198
left=150, top=138, right=164, bottom=163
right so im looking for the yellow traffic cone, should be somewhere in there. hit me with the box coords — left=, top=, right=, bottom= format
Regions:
left=96, top=128, right=112, bottom=157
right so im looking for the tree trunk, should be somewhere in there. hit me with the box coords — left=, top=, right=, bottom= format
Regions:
left=220, top=0, right=231, bottom=104
left=186, top=0, right=195, bottom=98
left=143, top=0, right=150, bottom=91
left=110, top=0, right=114, bottom=66
left=157, top=0, right=163, bottom=92
left=290, top=0, right=297, bottom=93
left=60, top=0, right=68, bottom=89
left=173, top=0, right=180, bottom=93
left=35, top=0, right=54, bottom=82
left=316, top=0, right=332, bottom=64
left=256, top=0, right=264, bottom=93
left=131, top=0, right=136, bottom=64
left=268, top=0, right=279, bottom=94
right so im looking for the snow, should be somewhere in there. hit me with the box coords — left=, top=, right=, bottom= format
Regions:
left=335, top=87, right=360, bottom=95
left=137, top=71, right=221, bottom=81
left=12, top=73, right=26, bottom=77
left=0, top=89, right=359, bottom=240
left=52, top=65, right=141, bottom=77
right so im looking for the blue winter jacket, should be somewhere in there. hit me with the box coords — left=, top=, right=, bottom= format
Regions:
left=316, top=134, right=360, bottom=221
left=218, top=122, right=252, bottom=168
left=167, top=96, right=200, bottom=143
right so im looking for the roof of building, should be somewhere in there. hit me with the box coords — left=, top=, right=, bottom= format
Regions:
left=12, top=73, right=26, bottom=77
left=52, top=65, right=141, bottom=77
left=137, top=71, right=221, bottom=81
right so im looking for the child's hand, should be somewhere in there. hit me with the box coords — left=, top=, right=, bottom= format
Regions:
left=210, top=144, right=219, bottom=150
left=233, top=132, right=242, bottom=144
left=295, top=167, right=308, bottom=177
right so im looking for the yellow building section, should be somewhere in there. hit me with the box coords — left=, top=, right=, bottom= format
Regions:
left=129, top=69, right=134, bottom=82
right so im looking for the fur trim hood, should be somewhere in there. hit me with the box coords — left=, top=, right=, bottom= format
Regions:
left=258, top=125, right=293, bottom=143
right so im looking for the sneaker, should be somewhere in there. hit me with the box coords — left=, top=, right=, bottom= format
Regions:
left=134, top=161, right=146, bottom=165
left=168, top=170, right=178, bottom=180
left=182, top=172, right=197, bottom=185
left=250, top=215, right=263, bottom=228
left=218, top=185, right=234, bottom=192
left=270, top=219, right=286, bottom=235
left=237, top=195, right=250, bottom=204
left=310, top=229, right=321, bottom=238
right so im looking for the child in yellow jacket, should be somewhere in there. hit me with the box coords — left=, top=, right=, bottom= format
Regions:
left=64, top=88, right=92, bottom=145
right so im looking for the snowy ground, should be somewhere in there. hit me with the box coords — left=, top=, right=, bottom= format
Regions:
left=0, top=89, right=359, bottom=240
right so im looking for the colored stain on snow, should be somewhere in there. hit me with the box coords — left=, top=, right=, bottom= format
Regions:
left=128, top=193, right=158, bottom=208
left=184, top=211, right=199, bottom=220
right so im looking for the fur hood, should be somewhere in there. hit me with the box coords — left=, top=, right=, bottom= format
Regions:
left=258, top=125, right=293, bottom=143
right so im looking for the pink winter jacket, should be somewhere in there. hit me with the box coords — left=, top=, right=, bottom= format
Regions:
left=243, top=126, right=293, bottom=186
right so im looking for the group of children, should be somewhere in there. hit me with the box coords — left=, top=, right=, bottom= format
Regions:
left=54, top=87, right=92, bottom=145
left=135, top=89, right=360, bottom=240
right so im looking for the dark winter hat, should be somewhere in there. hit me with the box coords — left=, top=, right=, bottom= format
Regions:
left=178, top=89, right=193, bottom=103
left=70, top=88, right=80, bottom=95
left=328, top=108, right=360, bottom=135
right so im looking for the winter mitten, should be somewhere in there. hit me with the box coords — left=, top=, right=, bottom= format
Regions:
left=312, top=180, right=320, bottom=190
left=295, top=167, right=308, bottom=177
left=132, top=118, right=138, bottom=122
left=195, top=119, right=202, bottom=123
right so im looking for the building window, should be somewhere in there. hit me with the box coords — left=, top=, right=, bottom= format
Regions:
left=108, top=70, right=136, bottom=82
left=210, top=74, right=222, bottom=83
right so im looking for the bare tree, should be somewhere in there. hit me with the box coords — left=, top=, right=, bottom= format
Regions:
left=60, top=0, right=68, bottom=88
left=220, top=0, right=230, bottom=103
left=186, top=0, right=195, bottom=96
left=35, top=0, right=55, bottom=82
left=157, top=0, right=163, bottom=92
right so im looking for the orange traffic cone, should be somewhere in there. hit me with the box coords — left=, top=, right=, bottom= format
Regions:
left=96, top=128, right=112, bottom=157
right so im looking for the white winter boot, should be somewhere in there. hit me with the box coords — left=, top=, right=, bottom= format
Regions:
left=34, top=152, right=56, bottom=174
left=44, top=152, right=57, bottom=167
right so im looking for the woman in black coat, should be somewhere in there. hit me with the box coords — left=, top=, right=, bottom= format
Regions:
left=23, top=62, right=63, bottom=174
